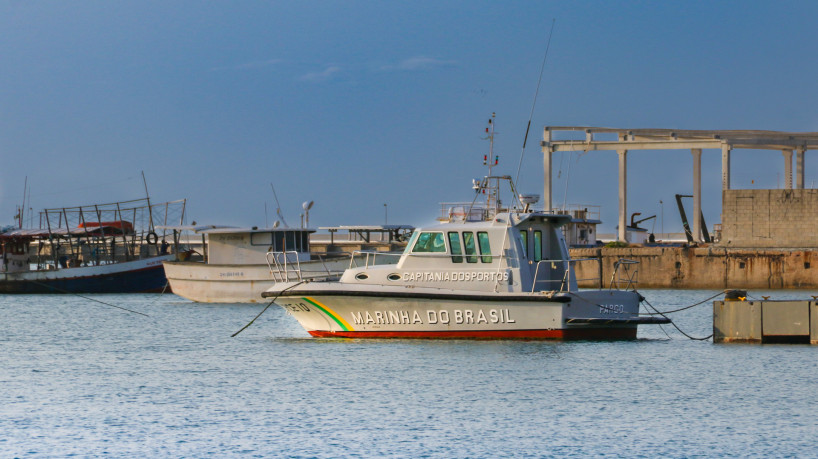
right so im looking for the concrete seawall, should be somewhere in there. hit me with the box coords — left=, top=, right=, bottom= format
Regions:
left=571, top=247, right=818, bottom=289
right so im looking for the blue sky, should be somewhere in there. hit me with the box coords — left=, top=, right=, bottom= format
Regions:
left=2, top=1, right=818, bottom=233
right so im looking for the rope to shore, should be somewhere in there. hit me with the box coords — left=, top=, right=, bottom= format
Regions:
left=231, top=280, right=306, bottom=338
left=640, top=296, right=713, bottom=341
left=636, top=290, right=726, bottom=315
left=25, top=279, right=150, bottom=317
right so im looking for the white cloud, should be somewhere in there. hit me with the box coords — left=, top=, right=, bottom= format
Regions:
left=301, top=66, right=341, bottom=82
left=380, top=56, right=457, bottom=71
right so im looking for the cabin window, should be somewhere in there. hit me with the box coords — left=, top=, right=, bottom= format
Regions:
left=519, top=231, right=528, bottom=259
left=448, top=232, right=463, bottom=263
left=301, top=232, right=310, bottom=252
left=534, top=230, right=543, bottom=262
left=412, top=232, right=446, bottom=253
left=477, top=232, right=492, bottom=263
left=273, top=232, right=285, bottom=251
left=463, top=232, right=478, bottom=263
left=251, top=232, right=274, bottom=246
left=286, top=231, right=297, bottom=252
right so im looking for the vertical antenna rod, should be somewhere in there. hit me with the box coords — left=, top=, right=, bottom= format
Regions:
left=142, top=171, right=155, bottom=233
left=19, top=176, right=28, bottom=228
left=514, top=18, right=556, bottom=189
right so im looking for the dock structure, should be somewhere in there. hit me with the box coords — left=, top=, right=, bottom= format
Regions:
left=542, top=127, right=818, bottom=242
left=714, top=298, right=818, bottom=344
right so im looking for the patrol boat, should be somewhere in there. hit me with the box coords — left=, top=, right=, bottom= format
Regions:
left=262, top=188, right=669, bottom=339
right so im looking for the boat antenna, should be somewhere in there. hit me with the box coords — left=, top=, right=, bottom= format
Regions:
left=142, top=171, right=155, bottom=233
left=483, top=113, right=500, bottom=213
left=513, top=18, right=556, bottom=191
left=19, top=176, right=28, bottom=228
left=269, top=183, right=289, bottom=227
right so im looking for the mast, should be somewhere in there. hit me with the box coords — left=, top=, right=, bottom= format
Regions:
left=483, top=113, right=500, bottom=214
left=142, top=171, right=155, bottom=234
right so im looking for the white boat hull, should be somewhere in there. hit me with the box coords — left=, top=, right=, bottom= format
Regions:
left=267, top=284, right=649, bottom=339
left=163, top=259, right=350, bottom=303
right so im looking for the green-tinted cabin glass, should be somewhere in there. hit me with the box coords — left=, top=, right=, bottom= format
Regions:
left=448, top=232, right=463, bottom=263
left=520, top=231, right=528, bottom=259
left=477, top=231, right=492, bottom=263
left=534, top=230, right=543, bottom=262
left=463, top=231, right=478, bottom=263
left=412, top=232, right=447, bottom=253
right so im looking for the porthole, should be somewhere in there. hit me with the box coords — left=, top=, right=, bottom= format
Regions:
left=387, top=273, right=401, bottom=281
left=355, top=273, right=369, bottom=280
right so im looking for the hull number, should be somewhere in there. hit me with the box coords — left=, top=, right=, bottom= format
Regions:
left=599, top=304, right=625, bottom=314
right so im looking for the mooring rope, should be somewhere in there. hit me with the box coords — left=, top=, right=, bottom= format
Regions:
left=25, top=279, right=150, bottom=317
left=231, top=280, right=306, bottom=337
left=638, top=290, right=726, bottom=315
left=640, top=296, right=713, bottom=341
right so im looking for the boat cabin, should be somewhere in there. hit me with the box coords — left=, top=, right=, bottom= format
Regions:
left=345, top=212, right=577, bottom=293
left=0, top=236, right=32, bottom=273
left=161, top=225, right=315, bottom=264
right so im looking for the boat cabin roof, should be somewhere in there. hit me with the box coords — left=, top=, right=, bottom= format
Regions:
left=419, top=211, right=572, bottom=232
left=157, top=225, right=315, bottom=235
left=0, top=225, right=134, bottom=239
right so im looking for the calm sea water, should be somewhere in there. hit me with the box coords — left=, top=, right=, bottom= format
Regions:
left=2, top=289, right=817, bottom=457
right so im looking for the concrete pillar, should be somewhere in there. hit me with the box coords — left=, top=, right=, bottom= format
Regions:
left=692, top=149, right=702, bottom=242
left=783, top=149, right=793, bottom=189
left=543, top=129, right=553, bottom=212
left=796, top=147, right=805, bottom=189
left=618, top=149, right=628, bottom=242
left=721, top=144, right=731, bottom=190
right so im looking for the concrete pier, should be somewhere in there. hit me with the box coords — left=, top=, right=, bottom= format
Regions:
left=714, top=299, right=818, bottom=344
left=571, top=246, right=818, bottom=289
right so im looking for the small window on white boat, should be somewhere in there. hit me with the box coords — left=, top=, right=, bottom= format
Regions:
left=273, top=232, right=285, bottom=251
left=286, top=232, right=297, bottom=252
left=355, top=273, right=369, bottom=280
left=412, top=232, right=446, bottom=253
left=387, top=273, right=401, bottom=281
left=534, top=230, right=543, bottom=262
left=448, top=232, right=463, bottom=263
left=251, top=232, right=273, bottom=246
left=463, top=232, right=478, bottom=263
left=519, top=231, right=528, bottom=259
left=477, top=232, right=492, bottom=263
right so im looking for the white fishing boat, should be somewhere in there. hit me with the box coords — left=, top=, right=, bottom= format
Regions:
left=161, top=225, right=351, bottom=303
left=262, top=184, right=669, bottom=339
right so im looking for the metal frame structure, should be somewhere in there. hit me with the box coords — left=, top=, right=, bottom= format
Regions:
left=541, top=127, right=818, bottom=242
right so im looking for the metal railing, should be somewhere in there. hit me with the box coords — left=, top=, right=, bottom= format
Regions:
left=531, top=257, right=639, bottom=292
left=531, top=258, right=592, bottom=292
left=265, top=251, right=348, bottom=283
left=609, top=259, right=639, bottom=290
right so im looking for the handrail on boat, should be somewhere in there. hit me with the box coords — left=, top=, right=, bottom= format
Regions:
left=266, top=251, right=304, bottom=282
left=609, top=258, right=639, bottom=291
left=531, top=257, right=639, bottom=293
left=531, top=258, right=586, bottom=293
left=265, top=250, right=352, bottom=282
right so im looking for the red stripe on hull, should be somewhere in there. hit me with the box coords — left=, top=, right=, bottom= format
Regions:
left=307, top=328, right=637, bottom=340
